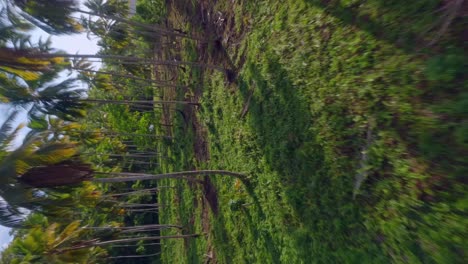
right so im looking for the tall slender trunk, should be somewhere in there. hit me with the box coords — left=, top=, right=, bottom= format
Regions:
left=102, top=187, right=170, bottom=198
left=85, top=224, right=180, bottom=230
left=118, top=203, right=160, bottom=208
left=69, top=8, right=205, bottom=41
left=80, top=131, right=172, bottom=140
left=75, top=68, right=187, bottom=88
left=82, top=150, right=162, bottom=155
left=37, top=95, right=197, bottom=108
left=85, top=224, right=178, bottom=233
left=95, top=234, right=198, bottom=246
left=119, top=227, right=165, bottom=233
left=110, top=242, right=160, bottom=248
left=54, top=234, right=198, bottom=254
left=100, top=200, right=161, bottom=208
left=76, top=16, right=169, bottom=45
left=120, top=226, right=166, bottom=233
left=92, top=170, right=246, bottom=183
left=124, top=208, right=159, bottom=213
left=82, top=153, right=159, bottom=159
left=107, top=252, right=161, bottom=259
left=123, top=161, right=160, bottom=166
left=28, top=53, right=227, bottom=71
left=20, top=166, right=245, bottom=188
left=79, top=98, right=199, bottom=106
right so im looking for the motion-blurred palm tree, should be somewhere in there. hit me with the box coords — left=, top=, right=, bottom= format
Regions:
left=0, top=110, right=86, bottom=227
left=1, top=220, right=107, bottom=263
left=0, top=7, right=67, bottom=81
left=8, top=0, right=83, bottom=35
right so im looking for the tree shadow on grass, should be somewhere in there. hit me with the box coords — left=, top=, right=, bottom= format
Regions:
left=237, top=55, right=322, bottom=215
left=209, top=213, right=234, bottom=263
left=304, top=0, right=443, bottom=52
left=234, top=53, right=384, bottom=261
left=204, top=178, right=281, bottom=263
left=242, top=180, right=282, bottom=263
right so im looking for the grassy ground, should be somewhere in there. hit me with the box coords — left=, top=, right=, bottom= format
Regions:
left=156, top=0, right=467, bottom=263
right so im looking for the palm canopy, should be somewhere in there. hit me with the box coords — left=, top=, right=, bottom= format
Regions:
left=0, top=7, right=66, bottom=81
left=8, top=0, right=83, bottom=35
left=8, top=0, right=129, bottom=36
left=0, top=110, right=30, bottom=227
left=0, top=47, right=89, bottom=122
left=0, top=111, right=86, bottom=228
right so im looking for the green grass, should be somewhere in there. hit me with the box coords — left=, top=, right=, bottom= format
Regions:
left=157, top=0, right=467, bottom=263
left=157, top=32, right=210, bottom=263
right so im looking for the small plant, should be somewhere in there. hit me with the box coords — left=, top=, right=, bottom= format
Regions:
left=228, top=199, right=249, bottom=211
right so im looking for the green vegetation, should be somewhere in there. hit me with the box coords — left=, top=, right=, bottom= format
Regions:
left=0, top=0, right=466, bottom=263
left=157, top=0, right=467, bottom=263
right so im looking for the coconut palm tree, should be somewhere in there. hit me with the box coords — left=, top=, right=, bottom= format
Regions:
left=0, top=70, right=89, bottom=121
left=19, top=160, right=245, bottom=188
left=0, top=111, right=37, bottom=228
left=9, top=0, right=204, bottom=40
left=1, top=217, right=193, bottom=262
left=0, top=13, right=69, bottom=83
left=1, top=220, right=107, bottom=263
left=1, top=119, right=244, bottom=188
left=0, top=111, right=93, bottom=227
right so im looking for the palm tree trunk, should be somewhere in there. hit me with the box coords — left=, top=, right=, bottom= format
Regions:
left=124, top=208, right=159, bottom=213
left=94, top=234, right=198, bottom=246
left=123, top=161, right=160, bottom=165
left=86, top=224, right=176, bottom=229
left=0, top=47, right=52, bottom=71
left=107, top=252, right=161, bottom=259
left=118, top=203, right=160, bottom=208
left=118, top=227, right=165, bottom=233
left=82, top=153, right=159, bottom=159
left=55, top=234, right=198, bottom=254
left=83, top=149, right=162, bottom=155
left=69, top=8, right=205, bottom=41
left=110, top=242, right=160, bottom=248
left=75, top=68, right=187, bottom=88
left=79, top=131, right=172, bottom=140
left=102, top=187, right=170, bottom=198
left=118, top=226, right=166, bottom=232
left=92, top=170, right=246, bottom=183
left=79, top=98, right=199, bottom=106
left=85, top=224, right=180, bottom=231
left=29, top=52, right=227, bottom=72
left=20, top=162, right=245, bottom=187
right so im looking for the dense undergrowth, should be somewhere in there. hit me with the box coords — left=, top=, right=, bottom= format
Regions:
left=152, top=0, right=467, bottom=263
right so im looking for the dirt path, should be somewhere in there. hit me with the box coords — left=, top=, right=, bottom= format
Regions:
left=162, top=1, right=251, bottom=262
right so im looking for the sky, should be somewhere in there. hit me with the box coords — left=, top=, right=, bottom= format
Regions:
left=0, top=3, right=100, bottom=250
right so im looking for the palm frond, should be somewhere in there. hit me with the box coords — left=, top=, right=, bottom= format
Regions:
left=0, top=109, right=19, bottom=144
left=3, top=6, right=34, bottom=33
left=0, top=205, right=25, bottom=228
left=0, top=191, right=30, bottom=228
left=0, top=122, right=25, bottom=154
left=11, top=0, right=82, bottom=35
